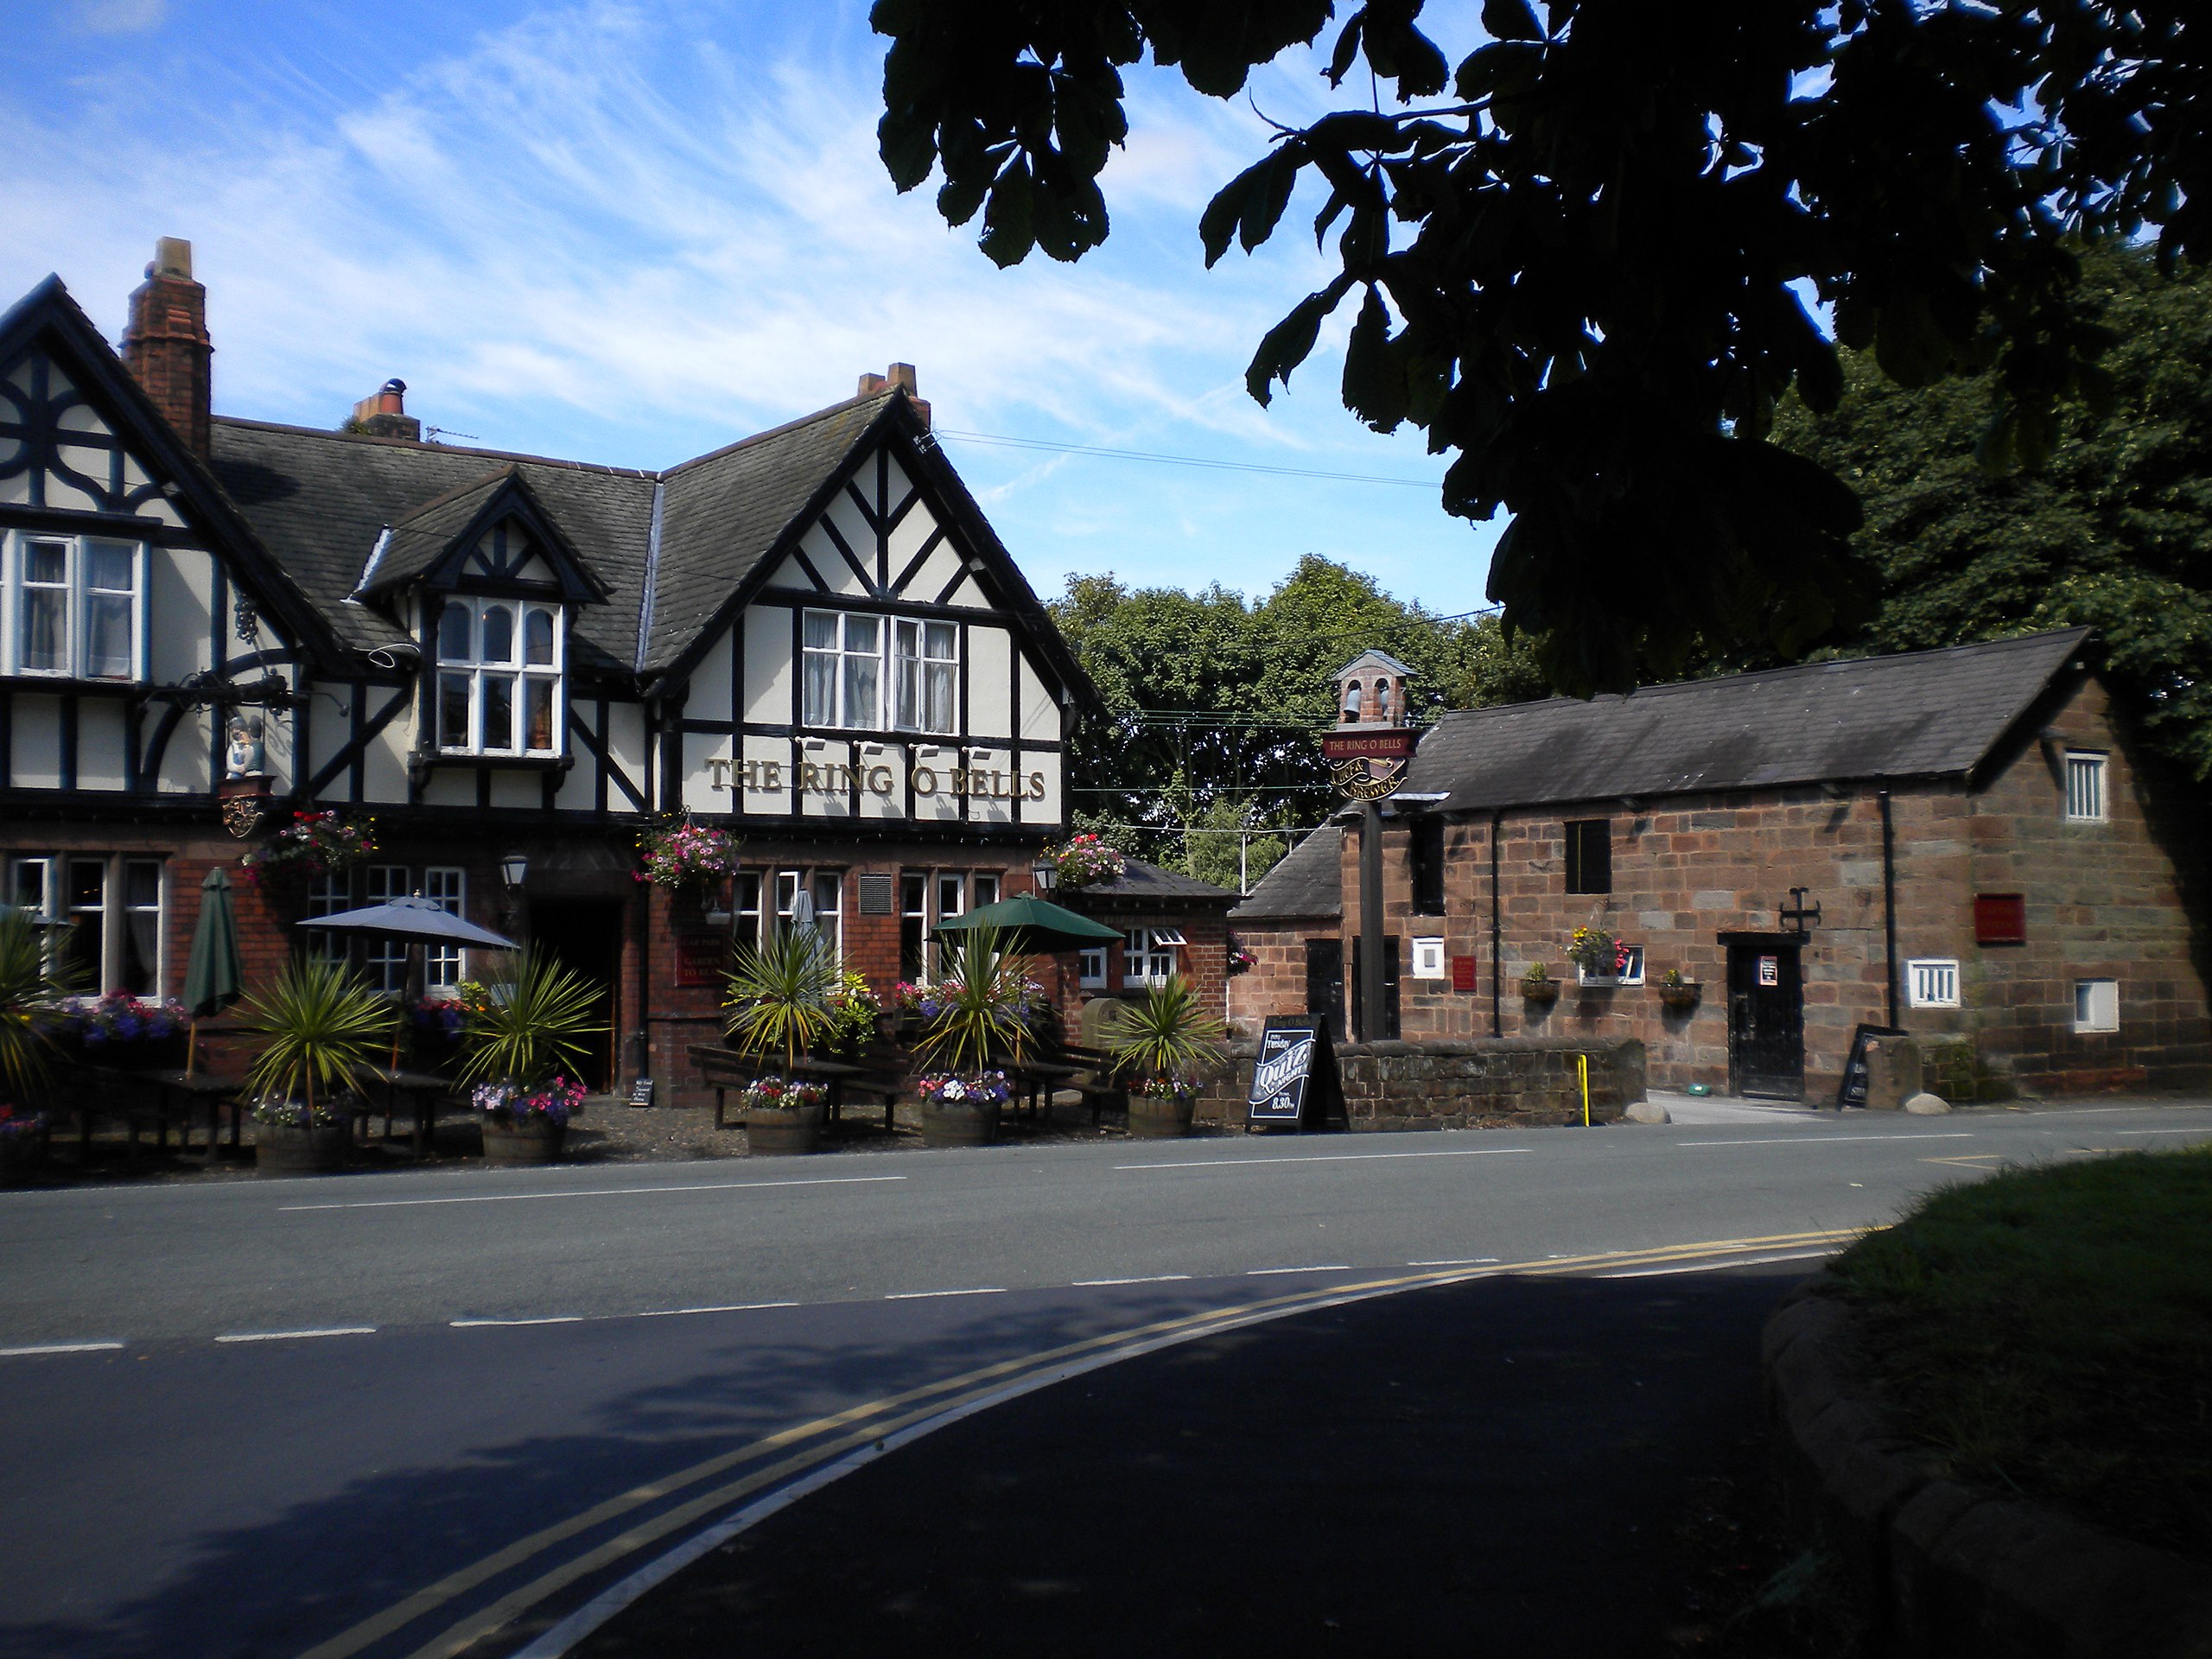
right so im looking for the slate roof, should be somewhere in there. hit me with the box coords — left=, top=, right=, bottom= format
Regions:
left=369, top=467, right=517, bottom=592
left=1229, top=824, right=1344, bottom=922
left=1406, top=629, right=2094, bottom=813
left=1067, top=858, right=1238, bottom=908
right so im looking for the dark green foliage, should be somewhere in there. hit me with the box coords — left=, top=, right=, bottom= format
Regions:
left=1772, top=244, right=2212, bottom=780
left=1049, top=556, right=1497, bottom=864
left=875, top=0, right=2206, bottom=690
left=460, top=948, right=606, bottom=1090
left=1833, top=1148, right=2212, bottom=1565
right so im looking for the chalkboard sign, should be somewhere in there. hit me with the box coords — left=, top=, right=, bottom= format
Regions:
left=1247, top=1016, right=1341, bottom=1129
left=628, top=1077, right=655, bottom=1109
left=1836, top=1024, right=1906, bottom=1108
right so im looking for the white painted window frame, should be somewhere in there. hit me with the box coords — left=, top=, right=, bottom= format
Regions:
left=435, top=594, right=565, bottom=758
left=2063, top=751, right=2107, bottom=823
left=2073, top=977, right=2120, bottom=1033
left=423, top=867, right=466, bottom=988
left=1906, top=958, right=1961, bottom=1008
left=1, top=530, right=148, bottom=681
left=1411, top=938, right=1446, bottom=980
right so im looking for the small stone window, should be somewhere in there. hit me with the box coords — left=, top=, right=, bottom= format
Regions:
left=1409, top=817, right=1446, bottom=914
left=2064, top=752, right=2107, bottom=823
left=2073, top=978, right=2119, bottom=1033
left=1563, top=819, right=1611, bottom=894
left=1906, top=959, right=1960, bottom=1008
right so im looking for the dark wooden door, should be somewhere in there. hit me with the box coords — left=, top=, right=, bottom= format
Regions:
left=1727, top=942, right=1804, bottom=1100
left=1305, top=938, right=1345, bottom=1044
left=527, top=899, right=623, bottom=1090
left=1349, top=934, right=1401, bottom=1041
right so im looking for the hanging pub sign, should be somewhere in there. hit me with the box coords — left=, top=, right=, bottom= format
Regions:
left=1247, top=1015, right=1344, bottom=1129
left=1320, top=728, right=1416, bottom=802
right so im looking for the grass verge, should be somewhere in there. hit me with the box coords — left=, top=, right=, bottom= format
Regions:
left=1829, top=1146, right=2212, bottom=1565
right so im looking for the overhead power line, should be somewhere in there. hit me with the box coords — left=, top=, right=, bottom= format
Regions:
left=936, top=428, right=1441, bottom=489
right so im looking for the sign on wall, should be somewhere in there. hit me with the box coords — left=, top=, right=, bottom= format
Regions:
left=1247, top=1015, right=1343, bottom=1129
left=675, top=931, right=729, bottom=988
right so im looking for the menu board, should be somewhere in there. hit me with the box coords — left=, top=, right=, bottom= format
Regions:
left=1837, top=1024, right=1908, bottom=1108
left=1247, top=1016, right=1340, bottom=1128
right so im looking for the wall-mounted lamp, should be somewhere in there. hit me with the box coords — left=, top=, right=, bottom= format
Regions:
left=500, top=852, right=530, bottom=893
left=1031, top=859, right=1058, bottom=894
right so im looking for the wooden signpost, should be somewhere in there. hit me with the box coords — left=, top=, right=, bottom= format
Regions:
left=1247, top=1015, right=1344, bottom=1130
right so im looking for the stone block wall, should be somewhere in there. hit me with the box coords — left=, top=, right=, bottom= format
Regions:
left=1196, top=1035, right=1644, bottom=1132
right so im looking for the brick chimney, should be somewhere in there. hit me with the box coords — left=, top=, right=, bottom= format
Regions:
left=858, top=364, right=929, bottom=429
left=349, top=378, right=421, bottom=441
left=121, top=236, right=212, bottom=459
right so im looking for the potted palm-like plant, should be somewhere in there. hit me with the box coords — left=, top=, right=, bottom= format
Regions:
left=241, top=957, right=395, bottom=1175
left=1105, top=975, right=1228, bottom=1138
left=913, top=925, right=1027, bottom=1147
left=0, top=909, right=66, bottom=1187
left=722, top=928, right=840, bottom=1155
left=458, top=949, right=603, bottom=1165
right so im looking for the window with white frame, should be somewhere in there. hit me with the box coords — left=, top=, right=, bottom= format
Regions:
left=772, top=868, right=844, bottom=959
left=892, top=619, right=958, bottom=734
left=7, top=534, right=144, bottom=680
left=1906, top=958, right=1961, bottom=1008
left=436, top=597, right=563, bottom=756
left=307, top=871, right=350, bottom=966
left=423, top=867, right=466, bottom=988
left=8, top=854, right=162, bottom=994
left=1078, top=944, right=1108, bottom=989
left=1123, top=927, right=1180, bottom=989
left=365, top=865, right=410, bottom=993
left=2073, top=978, right=2119, bottom=1033
left=802, top=611, right=882, bottom=729
left=2064, top=752, right=2107, bottom=823
left=732, top=872, right=765, bottom=952
left=1577, top=942, right=1643, bottom=985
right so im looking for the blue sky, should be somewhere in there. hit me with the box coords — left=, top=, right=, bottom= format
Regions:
left=3, top=0, right=1502, bottom=619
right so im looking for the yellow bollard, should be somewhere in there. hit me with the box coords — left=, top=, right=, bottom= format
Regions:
left=1578, top=1053, right=1590, bottom=1127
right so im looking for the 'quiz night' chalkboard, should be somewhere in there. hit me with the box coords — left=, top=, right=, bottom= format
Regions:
left=1836, top=1024, right=1906, bottom=1108
left=1247, top=1016, right=1340, bottom=1128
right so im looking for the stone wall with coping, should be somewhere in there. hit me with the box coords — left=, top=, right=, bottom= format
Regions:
left=1195, top=1035, right=1644, bottom=1133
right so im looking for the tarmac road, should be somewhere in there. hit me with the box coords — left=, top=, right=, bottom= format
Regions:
left=3, top=1097, right=2205, bottom=1658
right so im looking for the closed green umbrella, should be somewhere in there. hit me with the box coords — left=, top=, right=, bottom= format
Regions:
left=182, top=866, right=245, bottom=1075
left=931, top=893, right=1122, bottom=954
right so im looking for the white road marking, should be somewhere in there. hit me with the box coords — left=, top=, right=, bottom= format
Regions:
left=1676, top=1133, right=1975, bottom=1147
left=1116, top=1147, right=1532, bottom=1172
left=1071, top=1274, right=1192, bottom=1287
left=214, top=1327, right=377, bottom=1344
left=883, top=1287, right=1007, bottom=1301
left=1407, top=1256, right=1501, bottom=1267
left=281, top=1174, right=906, bottom=1212
left=1598, top=1249, right=1836, bottom=1279
left=635, top=1302, right=800, bottom=1319
left=0, top=1341, right=124, bottom=1357
left=1246, top=1264, right=1351, bottom=1276
left=452, top=1316, right=588, bottom=1328
left=2113, top=1127, right=2211, bottom=1135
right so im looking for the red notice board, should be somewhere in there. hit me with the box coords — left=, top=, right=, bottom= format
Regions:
left=1449, top=955, right=1478, bottom=994
left=675, top=931, right=730, bottom=988
left=1974, top=893, right=2027, bottom=946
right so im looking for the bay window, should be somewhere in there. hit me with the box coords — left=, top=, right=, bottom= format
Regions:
left=6, top=533, right=144, bottom=680
left=7, top=853, right=162, bottom=994
left=436, top=596, right=563, bottom=756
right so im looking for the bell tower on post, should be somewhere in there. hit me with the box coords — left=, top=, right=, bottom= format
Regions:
left=1326, top=651, right=1415, bottom=1044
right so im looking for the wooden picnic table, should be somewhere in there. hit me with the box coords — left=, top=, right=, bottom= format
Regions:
left=688, top=1046, right=905, bottom=1133
left=67, top=1065, right=245, bottom=1166
left=355, top=1068, right=461, bottom=1160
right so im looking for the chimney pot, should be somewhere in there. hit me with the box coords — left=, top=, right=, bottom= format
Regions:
left=350, top=379, right=421, bottom=441
left=122, top=235, right=212, bottom=459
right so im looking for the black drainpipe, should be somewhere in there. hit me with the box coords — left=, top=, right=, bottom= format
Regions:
left=1489, top=810, right=1503, bottom=1039
left=1878, top=789, right=1899, bottom=1027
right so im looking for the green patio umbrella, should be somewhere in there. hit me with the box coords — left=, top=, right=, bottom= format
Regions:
left=182, top=866, right=245, bottom=1075
left=931, top=893, right=1122, bottom=955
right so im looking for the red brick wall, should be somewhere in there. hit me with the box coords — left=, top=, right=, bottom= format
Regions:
left=1229, top=918, right=1325, bottom=1035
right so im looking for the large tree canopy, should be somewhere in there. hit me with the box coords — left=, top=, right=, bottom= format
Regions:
left=874, top=0, right=2205, bottom=690
left=1770, top=240, right=2212, bottom=780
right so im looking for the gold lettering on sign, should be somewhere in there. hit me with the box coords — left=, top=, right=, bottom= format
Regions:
left=702, top=757, right=1044, bottom=808
left=797, top=761, right=821, bottom=790
left=912, top=766, right=938, bottom=795
left=867, top=766, right=894, bottom=795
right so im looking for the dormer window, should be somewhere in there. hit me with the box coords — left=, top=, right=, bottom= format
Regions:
left=4, top=533, right=144, bottom=680
left=436, top=596, right=563, bottom=755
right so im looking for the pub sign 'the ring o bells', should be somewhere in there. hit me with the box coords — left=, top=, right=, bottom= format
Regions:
left=1321, top=728, right=1416, bottom=801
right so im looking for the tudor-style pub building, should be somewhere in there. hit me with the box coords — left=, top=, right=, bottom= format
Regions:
left=0, top=238, right=1093, bottom=1104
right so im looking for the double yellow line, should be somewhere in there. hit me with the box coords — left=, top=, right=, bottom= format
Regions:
left=305, top=1227, right=1865, bottom=1659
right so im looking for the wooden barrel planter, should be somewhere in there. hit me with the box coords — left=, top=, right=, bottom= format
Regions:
left=0, top=1129, right=47, bottom=1187
left=481, top=1119, right=568, bottom=1165
left=746, top=1100, right=825, bottom=1156
left=1126, top=1094, right=1195, bottom=1138
left=254, top=1120, right=348, bottom=1176
left=920, top=1098, right=1000, bottom=1148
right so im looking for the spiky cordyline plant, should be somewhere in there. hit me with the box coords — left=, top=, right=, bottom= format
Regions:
left=241, top=957, right=395, bottom=1111
left=724, top=927, right=839, bottom=1078
left=458, top=948, right=605, bottom=1089
left=1106, top=974, right=1228, bottom=1085
left=0, top=908, right=70, bottom=1106
left=914, top=925, right=1032, bottom=1079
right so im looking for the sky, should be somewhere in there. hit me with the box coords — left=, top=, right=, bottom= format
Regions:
left=2, top=0, right=1502, bottom=619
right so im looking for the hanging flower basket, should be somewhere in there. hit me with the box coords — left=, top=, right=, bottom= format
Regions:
left=634, top=817, right=740, bottom=899
left=1041, top=834, right=1125, bottom=892
left=1655, top=973, right=1702, bottom=1011
left=1519, top=966, right=1560, bottom=1005
left=240, top=810, right=377, bottom=900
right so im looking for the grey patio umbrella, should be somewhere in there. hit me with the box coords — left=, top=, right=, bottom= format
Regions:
left=294, top=897, right=518, bottom=950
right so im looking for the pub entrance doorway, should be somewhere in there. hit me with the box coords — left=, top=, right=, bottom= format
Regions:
left=1723, top=936, right=1804, bottom=1100
left=527, top=899, right=624, bottom=1090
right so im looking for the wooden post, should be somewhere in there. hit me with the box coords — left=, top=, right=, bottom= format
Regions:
left=1359, top=798, right=1384, bottom=1043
